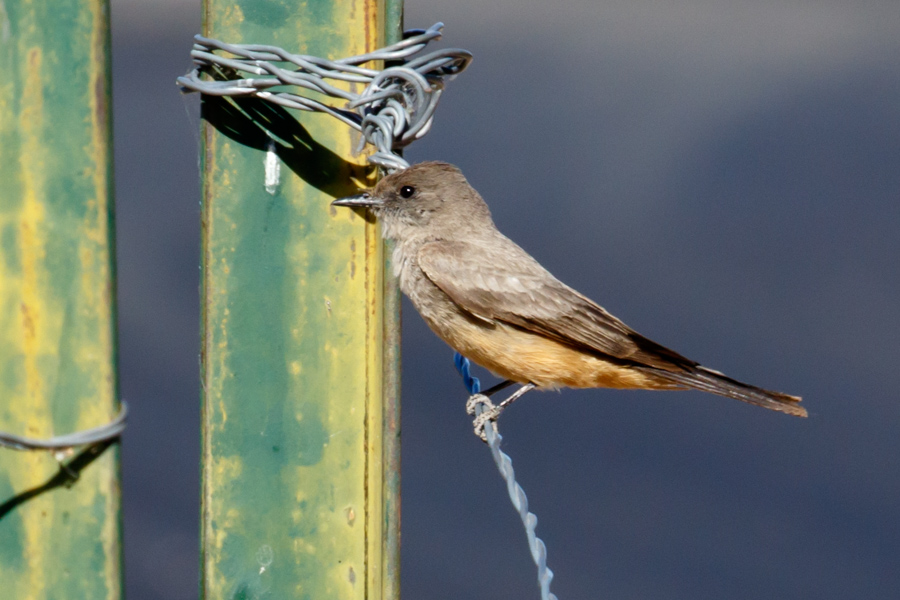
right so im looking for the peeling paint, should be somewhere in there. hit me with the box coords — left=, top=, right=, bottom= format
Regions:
left=263, top=137, right=280, bottom=195
left=349, top=238, right=357, bottom=280
left=256, top=544, right=274, bottom=574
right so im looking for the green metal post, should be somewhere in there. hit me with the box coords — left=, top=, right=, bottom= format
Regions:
left=200, top=2, right=402, bottom=598
left=0, top=0, right=122, bottom=599
left=381, top=7, right=403, bottom=599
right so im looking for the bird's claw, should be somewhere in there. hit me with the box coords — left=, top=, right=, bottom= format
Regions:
left=466, top=394, right=501, bottom=442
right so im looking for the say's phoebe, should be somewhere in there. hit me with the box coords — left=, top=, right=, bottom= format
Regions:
left=333, top=162, right=806, bottom=418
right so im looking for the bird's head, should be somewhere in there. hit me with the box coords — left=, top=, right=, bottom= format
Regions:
left=332, top=161, right=492, bottom=242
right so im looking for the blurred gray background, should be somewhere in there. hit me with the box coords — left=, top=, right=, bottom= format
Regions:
left=113, top=0, right=899, bottom=598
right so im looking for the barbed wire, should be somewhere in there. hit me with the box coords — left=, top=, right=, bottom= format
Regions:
left=0, top=402, right=127, bottom=451
left=177, top=22, right=472, bottom=172
left=178, top=24, right=558, bottom=600
left=455, top=354, right=559, bottom=600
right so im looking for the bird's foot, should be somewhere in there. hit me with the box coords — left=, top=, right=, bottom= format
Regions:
left=466, top=383, right=538, bottom=442
left=466, top=394, right=501, bottom=442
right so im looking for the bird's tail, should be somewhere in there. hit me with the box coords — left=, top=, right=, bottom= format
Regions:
left=645, top=365, right=807, bottom=417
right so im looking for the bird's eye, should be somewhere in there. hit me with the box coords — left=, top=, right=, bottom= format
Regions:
left=400, top=185, right=416, bottom=199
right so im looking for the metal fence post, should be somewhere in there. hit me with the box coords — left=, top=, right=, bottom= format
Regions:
left=199, top=1, right=402, bottom=598
left=0, top=0, right=122, bottom=598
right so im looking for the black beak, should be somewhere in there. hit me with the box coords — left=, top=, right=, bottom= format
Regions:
left=331, top=191, right=382, bottom=208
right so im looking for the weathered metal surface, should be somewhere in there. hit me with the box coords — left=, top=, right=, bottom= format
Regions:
left=380, top=5, right=403, bottom=598
left=200, top=1, right=400, bottom=598
left=0, top=0, right=122, bottom=598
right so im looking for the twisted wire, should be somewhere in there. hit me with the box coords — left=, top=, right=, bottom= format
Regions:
left=0, top=402, right=128, bottom=451
left=177, top=22, right=472, bottom=172
left=455, top=353, right=559, bottom=600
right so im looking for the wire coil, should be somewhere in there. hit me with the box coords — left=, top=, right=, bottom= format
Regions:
left=178, top=23, right=472, bottom=172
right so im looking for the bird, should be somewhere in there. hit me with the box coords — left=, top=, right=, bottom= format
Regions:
left=332, top=161, right=806, bottom=422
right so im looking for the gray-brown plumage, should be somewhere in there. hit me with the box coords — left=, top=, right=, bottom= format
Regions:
left=333, top=161, right=806, bottom=417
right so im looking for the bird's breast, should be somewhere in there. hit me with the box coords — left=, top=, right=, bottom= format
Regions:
left=390, top=238, right=435, bottom=300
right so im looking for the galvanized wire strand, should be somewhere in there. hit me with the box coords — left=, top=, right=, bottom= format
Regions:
left=455, top=354, right=559, bottom=600
left=0, top=402, right=128, bottom=451
left=177, top=22, right=472, bottom=172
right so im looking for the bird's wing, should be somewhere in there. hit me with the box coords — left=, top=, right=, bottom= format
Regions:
left=417, top=239, right=697, bottom=372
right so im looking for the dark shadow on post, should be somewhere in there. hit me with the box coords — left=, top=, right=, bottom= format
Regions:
left=0, top=439, right=118, bottom=520
left=201, top=94, right=377, bottom=200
